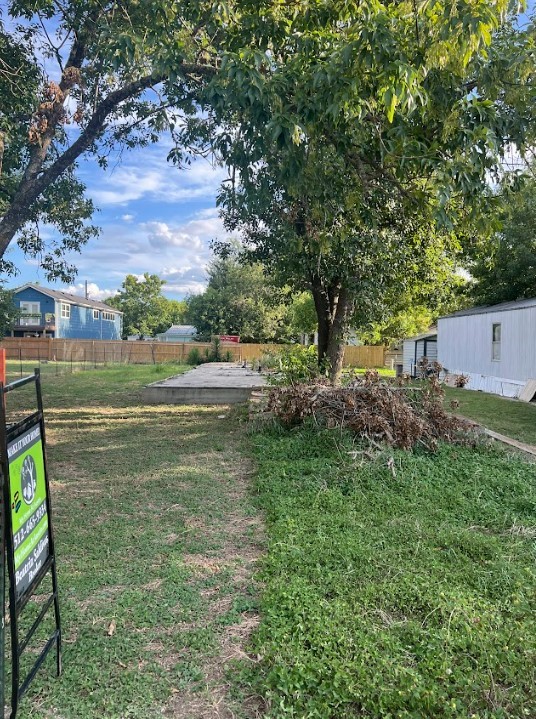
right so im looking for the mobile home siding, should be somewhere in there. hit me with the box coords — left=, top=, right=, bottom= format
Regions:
left=438, top=306, right=536, bottom=383
left=402, top=335, right=437, bottom=375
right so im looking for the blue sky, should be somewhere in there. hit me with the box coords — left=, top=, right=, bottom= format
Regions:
left=7, top=1, right=535, bottom=302
left=8, top=138, right=232, bottom=302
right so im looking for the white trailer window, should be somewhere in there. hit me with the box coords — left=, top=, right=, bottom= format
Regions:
left=492, top=323, right=501, bottom=361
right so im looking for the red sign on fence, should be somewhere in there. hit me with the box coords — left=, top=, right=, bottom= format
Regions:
left=219, top=335, right=240, bottom=343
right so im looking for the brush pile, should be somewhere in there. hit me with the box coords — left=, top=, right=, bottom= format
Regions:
left=266, top=371, right=475, bottom=450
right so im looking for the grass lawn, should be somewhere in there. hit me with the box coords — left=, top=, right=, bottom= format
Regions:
left=346, top=367, right=395, bottom=378
left=444, top=386, right=536, bottom=446
left=241, top=425, right=536, bottom=718
left=7, top=361, right=535, bottom=718
left=6, top=362, right=263, bottom=719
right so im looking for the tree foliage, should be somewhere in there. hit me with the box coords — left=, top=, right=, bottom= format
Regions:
left=189, top=2, right=535, bottom=382
left=285, top=292, right=317, bottom=342
left=2, top=0, right=534, bottom=350
left=0, top=285, right=19, bottom=336
left=185, top=253, right=288, bottom=343
left=218, top=139, right=465, bottom=381
left=469, top=172, right=536, bottom=305
left=107, top=273, right=186, bottom=339
left=0, top=0, right=224, bottom=279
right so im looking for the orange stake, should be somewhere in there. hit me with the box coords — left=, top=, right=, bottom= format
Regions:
left=0, top=348, right=5, bottom=387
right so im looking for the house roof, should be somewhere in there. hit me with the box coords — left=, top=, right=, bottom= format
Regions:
left=405, top=329, right=437, bottom=342
left=14, top=283, right=122, bottom=313
left=163, top=325, right=197, bottom=335
left=440, top=296, right=536, bottom=320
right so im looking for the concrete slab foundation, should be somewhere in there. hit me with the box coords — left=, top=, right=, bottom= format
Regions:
left=142, top=362, right=267, bottom=405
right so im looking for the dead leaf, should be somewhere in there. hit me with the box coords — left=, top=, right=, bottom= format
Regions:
left=107, top=620, right=116, bottom=637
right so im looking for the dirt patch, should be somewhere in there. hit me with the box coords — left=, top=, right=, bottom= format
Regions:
left=182, top=556, right=224, bottom=576
left=164, top=448, right=264, bottom=719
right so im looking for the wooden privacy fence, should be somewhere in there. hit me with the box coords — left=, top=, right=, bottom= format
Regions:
left=1, top=338, right=386, bottom=368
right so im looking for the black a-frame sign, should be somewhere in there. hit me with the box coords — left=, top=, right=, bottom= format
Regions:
left=0, top=370, right=61, bottom=718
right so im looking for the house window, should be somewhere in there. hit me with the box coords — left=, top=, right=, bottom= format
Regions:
left=60, top=303, right=71, bottom=319
left=102, top=311, right=115, bottom=321
left=19, top=302, right=41, bottom=325
left=20, top=301, right=40, bottom=315
left=492, top=323, right=501, bottom=361
left=93, top=309, right=100, bottom=319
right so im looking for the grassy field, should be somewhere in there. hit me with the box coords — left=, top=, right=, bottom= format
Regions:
left=241, top=425, right=536, bottom=718
left=444, top=387, right=536, bottom=446
left=6, top=362, right=263, bottom=719
left=6, top=362, right=535, bottom=718
left=347, top=367, right=396, bottom=378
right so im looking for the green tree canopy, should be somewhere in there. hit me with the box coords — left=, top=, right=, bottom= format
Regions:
left=185, top=254, right=288, bottom=343
left=192, top=2, right=535, bottom=382
left=107, top=274, right=186, bottom=339
left=285, top=292, right=317, bottom=342
left=0, top=286, right=19, bottom=336
left=468, top=173, right=536, bottom=305
left=218, top=137, right=466, bottom=382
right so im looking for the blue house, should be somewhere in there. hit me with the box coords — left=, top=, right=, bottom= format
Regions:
left=10, top=284, right=123, bottom=340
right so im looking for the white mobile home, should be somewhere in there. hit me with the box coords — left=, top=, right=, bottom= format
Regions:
left=438, top=298, right=536, bottom=398
left=402, top=330, right=437, bottom=376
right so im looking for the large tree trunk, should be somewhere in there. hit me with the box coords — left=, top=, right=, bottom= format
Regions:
left=326, top=287, right=353, bottom=386
left=310, top=275, right=353, bottom=384
left=311, top=274, right=331, bottom=365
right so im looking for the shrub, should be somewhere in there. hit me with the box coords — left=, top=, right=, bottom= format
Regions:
left=209, top=336, right=222, bottom=361
left=269, top=344, right=322, bottom=386
left=187, top=348, right=202, bottom=366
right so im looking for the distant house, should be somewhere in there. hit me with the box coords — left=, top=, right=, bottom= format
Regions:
left=402, top=329, right=437, bottom=376
left=10, top=284, right=122, bottom=340
left=438, top=298, right=536, bottom=398
left=156, top=325, right=197, bottom=343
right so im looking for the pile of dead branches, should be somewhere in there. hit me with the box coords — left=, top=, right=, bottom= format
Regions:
left=266, top=372, right=475, bottom=450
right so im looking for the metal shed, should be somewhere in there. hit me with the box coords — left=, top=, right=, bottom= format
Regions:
left=156, top=325, right=198, bottom=343
left=402, top=329, right=438, bottom=376
left=438, top=297, right=536, bottom=398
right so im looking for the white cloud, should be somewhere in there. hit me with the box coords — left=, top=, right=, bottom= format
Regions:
left=87, top=149, right=228, bottom=207
left=54, top=209, right=233, bottom=299
left=163, top=280, right=207, bottom=296
left=194, top=207, right=220, bottom=220
left=121, top=214, right=134, bottom=222
left=65, top=282, right=118, bottom=301
left=144, top=221, right=203, bottom=251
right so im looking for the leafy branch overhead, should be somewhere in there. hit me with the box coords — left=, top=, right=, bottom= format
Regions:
left=0, top=0, right=222, bottom=280
left=0, top=0, right=534, bottom=327
left=199, top=2, right=536, bottom=383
